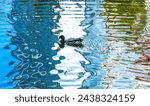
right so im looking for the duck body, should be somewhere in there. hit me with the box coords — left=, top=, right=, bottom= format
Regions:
left=59, top=35, right=83, bottom=47
left=66, top=38, right=83, bottom=47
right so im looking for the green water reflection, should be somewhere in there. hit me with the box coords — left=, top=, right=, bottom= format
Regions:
left=102, top=0, right=147, bottom=53
left=100, top=0, right=150, bottom=88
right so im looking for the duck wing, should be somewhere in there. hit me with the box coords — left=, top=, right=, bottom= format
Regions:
left=66, top=38, right=83, bottom=42
left=65, top=38, right=84, bottom=47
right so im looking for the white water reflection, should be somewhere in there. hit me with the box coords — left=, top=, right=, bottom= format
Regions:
left=53, top=0, right=90, bottom=89
left=56, top=1, right=87, bottom=39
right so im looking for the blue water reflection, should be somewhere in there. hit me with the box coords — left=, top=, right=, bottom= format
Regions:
left=79, top=0, right=109, bottom=88
left=7, top=0, right=64, bottom=88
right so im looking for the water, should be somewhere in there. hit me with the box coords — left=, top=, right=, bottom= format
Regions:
left=0, top=0, right=150, bottom=89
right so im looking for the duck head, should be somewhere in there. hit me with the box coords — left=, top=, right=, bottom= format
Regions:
left=58, top=35, right=65, bottom=48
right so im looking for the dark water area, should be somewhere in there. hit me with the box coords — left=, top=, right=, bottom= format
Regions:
left=0, top=0, right=150, bottom=89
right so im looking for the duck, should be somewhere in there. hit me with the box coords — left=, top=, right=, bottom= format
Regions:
left=58, top=35, right=84, bottom=48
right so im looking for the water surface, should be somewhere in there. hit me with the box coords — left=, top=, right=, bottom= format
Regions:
left=0, top=0, right=150, bottom=89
